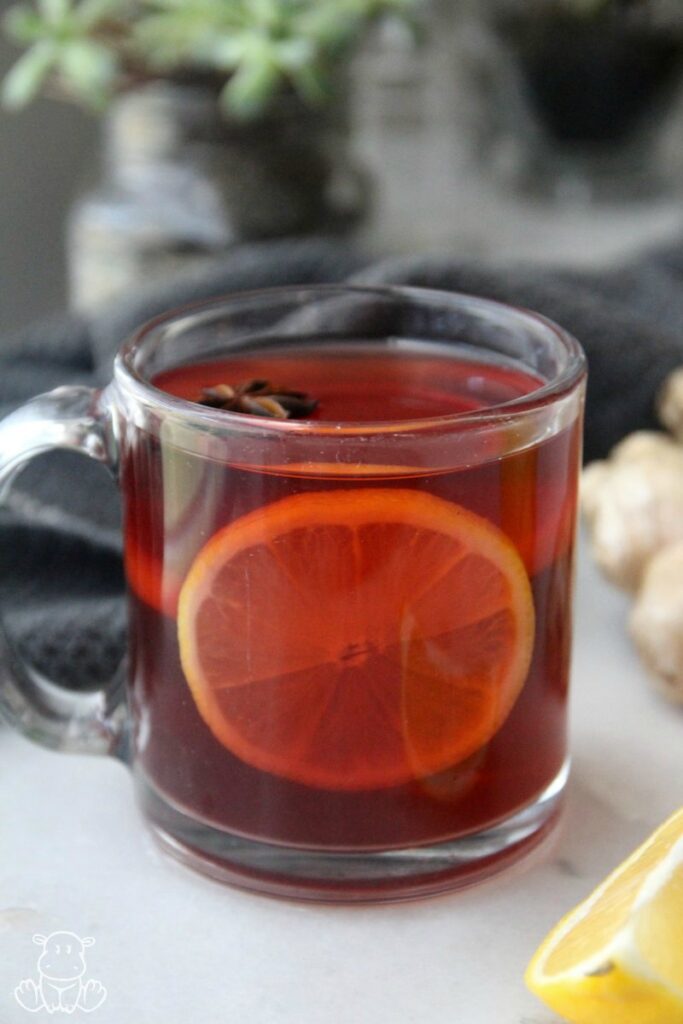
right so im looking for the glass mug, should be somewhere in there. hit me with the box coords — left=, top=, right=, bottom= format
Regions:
left=0, top=286, right=586, bottom=902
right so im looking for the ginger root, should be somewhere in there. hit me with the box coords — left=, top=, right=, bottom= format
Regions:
left=579, top=431, right=683, bottom=591
left=657, top=367, right=683, bottom=442
left=630, top=542, right=683, bottom=704
left=582, top=364, right=683, bottom=701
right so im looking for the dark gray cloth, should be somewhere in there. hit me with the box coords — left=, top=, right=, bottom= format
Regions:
left=0, top=238, right=365, bottom=690
left=354, top=246, right=683, bottom=459
left=3, top=235, right=683, bottom=690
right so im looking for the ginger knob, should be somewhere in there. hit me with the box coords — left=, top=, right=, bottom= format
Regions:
left=630, top=542, right=683, bottom=704
left=582, top=369, right=683, bottom=701
left=657, top=367, right=683, bottom=442
left=580, top=432, right=683, bottom=592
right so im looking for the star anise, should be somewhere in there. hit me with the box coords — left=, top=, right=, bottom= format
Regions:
left=198, top=379, right=318, bottom=420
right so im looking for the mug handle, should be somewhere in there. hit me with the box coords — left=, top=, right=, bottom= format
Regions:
left=0, top=385, right=127, bottom=758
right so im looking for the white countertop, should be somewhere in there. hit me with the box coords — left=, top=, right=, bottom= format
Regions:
left=0, top=534, right=680, bottom=1024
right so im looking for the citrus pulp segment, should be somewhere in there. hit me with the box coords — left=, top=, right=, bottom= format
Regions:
left=177, top=488, right=535, bottom=790
left=526, top=808, right=683, bottom=1024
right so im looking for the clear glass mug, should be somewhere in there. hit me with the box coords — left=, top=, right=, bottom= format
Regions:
left=0, top=286, right=586, bottom=902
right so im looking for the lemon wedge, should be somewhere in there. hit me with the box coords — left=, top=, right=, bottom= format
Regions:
left=526, top=808, right=683, bottom=1024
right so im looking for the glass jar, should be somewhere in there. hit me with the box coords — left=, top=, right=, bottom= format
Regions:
left=68, top=80, right=371, bottom=310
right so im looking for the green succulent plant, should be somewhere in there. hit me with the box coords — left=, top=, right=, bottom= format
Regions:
left=2, top=0, right=419, bottom=117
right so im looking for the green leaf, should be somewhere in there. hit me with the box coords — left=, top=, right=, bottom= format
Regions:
left=2, top=0, right=424, bottom=115
left=249, top=0, right=279, bottom=28
left=202, top=35, right=248, bottom=70
left=298, top=5, right=360, bottom=52
left=143, top=0, right=191, bottom=10
left=58, top=39, right=117, bottom=104
left=291, top=60, right=333, bottom=104
left=271, top=37, right=314, bottom=71
left=4, top=5, right=46, bottom=44
left=79, top=0, right=127, bottom=27
left=220, top=57, right=282, bottom=118
left=38, top=0, right=70, bottom=24
left=2, top=41, right=57, bottom=107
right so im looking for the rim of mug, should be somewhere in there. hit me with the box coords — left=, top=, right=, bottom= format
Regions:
left=114, top=284, right=587, bottom=436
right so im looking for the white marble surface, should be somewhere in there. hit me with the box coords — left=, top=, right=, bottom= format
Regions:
left=0, top=535, right=680, bottom=1024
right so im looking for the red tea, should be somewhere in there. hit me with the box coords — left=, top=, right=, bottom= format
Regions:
left=123, top=343, right=579, bottom=858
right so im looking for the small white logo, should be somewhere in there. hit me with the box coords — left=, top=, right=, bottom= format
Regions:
left=14, top=931, right=107, bottom=1015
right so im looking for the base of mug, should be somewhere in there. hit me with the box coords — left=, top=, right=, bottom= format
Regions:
left=136, top=761, right=568, bottom=903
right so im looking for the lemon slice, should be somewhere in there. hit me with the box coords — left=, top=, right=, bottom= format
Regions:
left=177, top=488, right=534, bottom=790
left=526, top=808, right=683, bottom=1024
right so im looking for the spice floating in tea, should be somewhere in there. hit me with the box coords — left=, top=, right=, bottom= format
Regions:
left=198, top=379, right=318, bottom=420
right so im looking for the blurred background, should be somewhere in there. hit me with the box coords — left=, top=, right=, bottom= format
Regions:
left=4, top=0, right=683, bottom=335
left=0, top=15, right=93, bottom=332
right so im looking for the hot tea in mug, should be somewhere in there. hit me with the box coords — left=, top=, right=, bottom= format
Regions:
left=0, top=287, right=586, bottom=901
